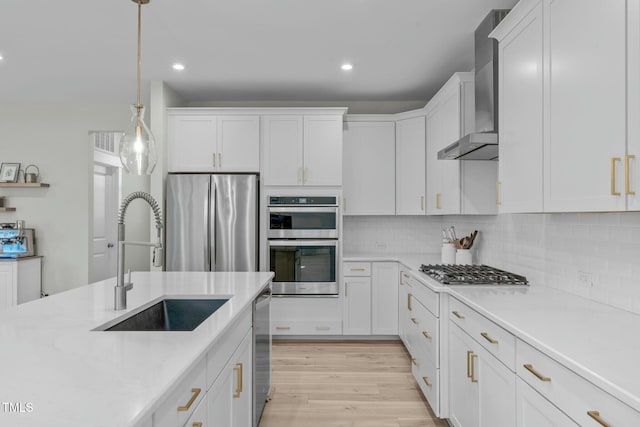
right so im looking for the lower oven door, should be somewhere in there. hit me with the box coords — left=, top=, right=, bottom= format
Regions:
left=268, top=239, right=338, bottom=296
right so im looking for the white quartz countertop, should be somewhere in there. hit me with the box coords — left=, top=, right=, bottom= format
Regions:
left=344, top=252, right=640, bottom=412
left=0, top=271, right=273, bottom=427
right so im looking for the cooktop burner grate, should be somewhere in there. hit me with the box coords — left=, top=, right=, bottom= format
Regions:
left=419, top=264, right=528, bottom=285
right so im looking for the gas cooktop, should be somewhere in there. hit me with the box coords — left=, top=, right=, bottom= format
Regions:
left=419, top=264, right=528, bottom=286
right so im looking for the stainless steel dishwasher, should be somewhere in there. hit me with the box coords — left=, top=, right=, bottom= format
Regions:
left=253, top=286, right=271, bottom=427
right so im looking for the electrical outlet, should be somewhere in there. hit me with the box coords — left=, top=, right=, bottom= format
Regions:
left=375, top=241, right=387, bottom=250
left=577, top=271, right=594, bottom=287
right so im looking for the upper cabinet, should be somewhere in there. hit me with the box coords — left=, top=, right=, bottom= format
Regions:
left=396, top=115, right=426, bottom=215
left=492, top=0, right=639, bottom=213
left=425, top=73, right=498, bottom=215
left=167, top=112, right=260, bottom=173
left=493, top=0, right=544, bottom=213
left=262, top=113, right=344, bottom=186
left=343, top=120, right=396, bottom=215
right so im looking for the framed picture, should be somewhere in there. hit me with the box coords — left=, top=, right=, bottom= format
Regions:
left=0, top=163, right=20, bottom=183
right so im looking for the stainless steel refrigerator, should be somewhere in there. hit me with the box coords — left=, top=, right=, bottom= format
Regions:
left=165, top=174, right=258, bottom=272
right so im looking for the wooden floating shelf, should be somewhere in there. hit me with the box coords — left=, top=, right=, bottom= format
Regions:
left=0, top=183, right=50, bottom=188
left=0, top=207, right=16, bottom=212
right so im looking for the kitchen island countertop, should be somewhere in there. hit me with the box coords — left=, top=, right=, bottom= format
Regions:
left=0, top=271, right=273, bottom=426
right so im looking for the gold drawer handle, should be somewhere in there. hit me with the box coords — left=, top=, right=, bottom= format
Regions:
left=626, top=155, right=636, bottom=195
left=350, top=268, right=366, bottom=272
left=233, top=362, right=243, bottom=398
left=611, top=157, right=621, bottom=196
left=422, top=331, right=432, bottom=340
left=193, top=422, right=203, bottom=427
left=177, top=388, right=201, bottom=412
left=587, top=410, right=611, bottom=427
left=276, top=326, right=291, bottom=330
left=422, top=376, right=432, bottom=387
left=408, top=293, right=412, bottom=311
left=481, top=332, right=498, bottom=344
left=496, top=181, right=502, bottom=205
left=436, top=193, right=441, bottom=209
left=452, top=311, right=465, bottom=319
left=315, top=326, right=331, bottom=331
left=411, top=317, right=419, bottom=325
left=401, top=272, right=409, bottom=279
left=467, top=351, right=473, bottom=378
left=523, top=364, right=551, bottom=382
left=411, top=357, right=417, bottom=366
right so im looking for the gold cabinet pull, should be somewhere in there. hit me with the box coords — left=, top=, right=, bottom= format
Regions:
left=422, top=331, right=432, bottom=340
left=233, top=362, right=243, bottom=398
left=436, top=193, right=442, bottom=209
left=411, top=357, right=418, bottom=366
left=411, top=317, right=419, bottom=325
left=587, top=410, right=611, bottom=427
left=523, top=364, right=551, bottom=382
left=420, top=196, right=425, bottom=211
left=177, top=388, right=201, bottom=412
left=275, top=326, right=290, bottom=331
left=452, top=311, right=465, bottom=319
left=481, top=332, right=498, bottom=344
left=496, top=181, right=502, bottom=205
left=401, top=272, right=409, bottom=279
left=350, top=268, right=365, bottom=272
left=611, top=157, right=621, bottom=195
left=193, top=423, right=203, bottom=427
left=626, top=155, right=635, bottom=195
left=467, top=351, right=473, bottom=378
left=212, top=153, right=217, bottom=168
left=315, top=326, right=331, bottom=331
left=470, top=353, right=478, bottom=383
left=303, top=167, right=309, bottom=183
left=218, top=152, right=222, bottom=168
left=408, top=293, right=412, bottom=311
left=422, top=376, right=432, bottom=387
left=345, top=282, right=348, bottom=297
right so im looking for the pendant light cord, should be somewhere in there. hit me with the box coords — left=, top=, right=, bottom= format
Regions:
left=136, top=0, right=142, bottom=110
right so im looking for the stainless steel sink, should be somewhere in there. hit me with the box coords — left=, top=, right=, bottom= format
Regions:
left=96, top=298, right=229, bottom=331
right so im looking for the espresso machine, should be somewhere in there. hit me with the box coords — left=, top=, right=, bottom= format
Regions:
left=0, top=221, right=36, bottom=258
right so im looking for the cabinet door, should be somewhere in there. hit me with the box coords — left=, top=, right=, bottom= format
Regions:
left=232, top=333, right=253, bottom=427
left=449, top=323, right=479, bottom=427
left=303, top=115, right=343, bottom=186
left=544, top=0, right=627, bottom=212
left=371, top=262, right=399, bottom=335
left=343, top=276, right=372, bottom=335
left=396, top=116, right=426, bottom=215
left=627, top=0, right=640, bottom=210
left=516, top=377, right=578, bottom=427
left=217, top=116, right=260, bottom=172
left=398, top=272, right=412, bottom=347
left=426, top=87, right=462, bottom=215
left=207, top=362, right=233, bottom=427
left=476, top=343, right=516, bottom=427
left=262, top=115, right=303, bottom=185
left=498, top=1, right=544, bottom=213
left=343, top=121, right=396, bottom=215
left=168, top=115, right=217, bottom=172
left=0, top=264, right=15, bottom=309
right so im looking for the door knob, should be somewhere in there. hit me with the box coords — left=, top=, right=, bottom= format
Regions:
left=107, top=243, right=114, bottom=248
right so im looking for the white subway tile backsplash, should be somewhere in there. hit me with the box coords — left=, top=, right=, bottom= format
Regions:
left=344, top=211, right=640, bottom=315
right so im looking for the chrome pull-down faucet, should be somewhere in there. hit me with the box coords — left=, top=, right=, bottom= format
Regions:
left=115, top=191, right=163, bottom=310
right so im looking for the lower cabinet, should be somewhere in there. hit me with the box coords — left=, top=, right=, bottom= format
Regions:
left=0, top=258, right=41, bottom=309
left=343, top=275, right=372, bottom=335
left=271, top=296, right=342, bottom=335
left=516, top=377, right=578, bottom=427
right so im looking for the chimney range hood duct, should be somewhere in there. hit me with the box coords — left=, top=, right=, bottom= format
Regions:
left=438, top=9, right=509, bottom=161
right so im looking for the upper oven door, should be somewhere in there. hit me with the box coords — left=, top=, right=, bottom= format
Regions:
left=268, top=206, right=338, bottom=238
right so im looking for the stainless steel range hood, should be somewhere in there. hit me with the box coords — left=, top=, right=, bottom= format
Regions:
left=438, top=9, right=509, bottom=161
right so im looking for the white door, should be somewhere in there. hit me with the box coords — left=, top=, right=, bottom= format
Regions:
left=449, top=323, right=479, bottom=427
left=516, top=378, right=578, bottom=427
left=396, top=116, right=426, bottom=215
left=371, top=262, right=399, bottom=335
left=231, top=333, right=253, bottom=427
left=208, top=360, right=234, bottom=427
left=168, top=115, right=217, bottom=172
left=303, top=115, right=343, bottom=186
left=262, top=115, right=303, bottom=185
left=343, top=276, right=372, bottom=335
left=476, top=344, right=516, bottom=427
left=92, top=165, right=118, bottom=282
left=627, top=0, right=640, bottom=210
left=217, top=115, right=260, bottom=172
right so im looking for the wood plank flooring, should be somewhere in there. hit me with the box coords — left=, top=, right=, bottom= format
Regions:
left=259, top=340, right=449, bottom=427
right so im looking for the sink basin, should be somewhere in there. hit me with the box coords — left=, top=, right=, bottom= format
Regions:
left=99, top=298, right=229, bottom=331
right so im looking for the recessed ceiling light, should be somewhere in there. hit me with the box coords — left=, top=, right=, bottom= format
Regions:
left=172, top=63, right=185, bottom=71
left=341, top=63, right=353, bottom=71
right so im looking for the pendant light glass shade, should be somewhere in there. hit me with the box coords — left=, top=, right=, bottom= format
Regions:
left=120, top=105, right=157, bottom=175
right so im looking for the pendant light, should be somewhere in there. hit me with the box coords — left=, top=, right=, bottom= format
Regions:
left=120, top=0, right=157, bottom=175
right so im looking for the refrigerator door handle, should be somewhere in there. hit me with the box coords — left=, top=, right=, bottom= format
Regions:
left=205, top=179, right=212, bottom=271
left=211, top=180, right=217, bottom=271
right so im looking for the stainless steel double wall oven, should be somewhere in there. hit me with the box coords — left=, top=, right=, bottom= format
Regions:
left=267, top=196, right=339, bottom=296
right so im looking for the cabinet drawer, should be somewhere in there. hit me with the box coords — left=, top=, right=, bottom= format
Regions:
left=410, top=298, right=439, bottom=368
left=206, top=308, right=251, bottom=388
left=407, top=274, right=439, bottom=317
left=517, top=340, right=640, bottom=427
left=343, top=262, right=371, bottom=276
left=449, top=297, right=515, bottom=370
left=153, top=359, right=206, bottom=427
left=272, top=320, right=342, bottom=335
left=413, top=355, right=440, bottom=417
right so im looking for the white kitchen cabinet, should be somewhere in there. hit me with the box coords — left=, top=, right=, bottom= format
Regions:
left=371, top=262, right=399, bottom=335
left=449, top=322, right=479, bottom=427
left=342, top=276, right=372, bottom=335
left=343, top=120, right=396, bottom=215
left=425, top=73, right=498, bottom=215
left=396, top=115, right=426, bottom=215
left=0, top=258, right=41, bottom=309
left=627, top=0, right=640, bottom=210
left=167, top=113, right=260, bottom=173
left=543, top=0, right=627, bottom=212
left=516, top=378, right=578, bottom=427
left=262, top=114, right=344, bottom=186
left=491, top=0, right=544, bottom=213
left=398, top=270, right=413, bottom=348
left=271, top=296, right=342, bottom=336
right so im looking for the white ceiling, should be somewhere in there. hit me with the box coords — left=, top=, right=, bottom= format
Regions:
left=0, top=0, right=517, bottom=111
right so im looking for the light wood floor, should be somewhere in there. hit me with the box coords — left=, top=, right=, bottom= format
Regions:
left=258, top=340, right=449, bottom=427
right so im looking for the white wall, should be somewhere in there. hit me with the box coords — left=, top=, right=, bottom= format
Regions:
left=344, top=212, right=640, bottom=315
left=0, top=102, right=151, bottom=295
